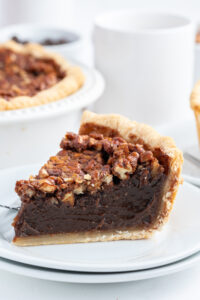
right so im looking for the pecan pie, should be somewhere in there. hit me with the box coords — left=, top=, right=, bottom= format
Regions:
left=196, top=32, right=200, bottom=43
left=0, top=41, right=84, bottom=110
left=190, top=81, right=200, bottom=146
left=12, top=111, right=183, bottom=246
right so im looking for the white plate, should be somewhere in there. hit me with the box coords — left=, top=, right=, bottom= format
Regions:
left=0, top=251, right=200, bottom=284
left=0, top=60, right=105, bottom=124
left=0, top=165, right=199, bottom=273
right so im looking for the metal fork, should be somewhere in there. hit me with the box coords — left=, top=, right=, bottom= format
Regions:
left=184, top=152, right=200, bottom=168
left=183, top=147, right=200, bottom=187
left=0, top=204, right=19, bottom=210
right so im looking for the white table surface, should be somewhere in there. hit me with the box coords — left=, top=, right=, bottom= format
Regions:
left=0, top=264, right=200, bottom=300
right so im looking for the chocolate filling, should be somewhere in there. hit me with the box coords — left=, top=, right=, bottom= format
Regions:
left=0, top=48, right=65, bottom=100
left=13, top=168, right=165, bottom=238
left=13, top=132, right=167, bottom=239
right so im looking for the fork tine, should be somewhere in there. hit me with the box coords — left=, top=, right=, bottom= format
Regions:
left=0, top=204, right=19, bottom=211
left=184, top=152, right=200, bottom=167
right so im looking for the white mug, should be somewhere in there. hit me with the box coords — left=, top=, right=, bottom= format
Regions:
left=93, top=11, right=194, bottom=126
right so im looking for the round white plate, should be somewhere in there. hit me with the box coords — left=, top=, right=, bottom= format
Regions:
left=0, top=251, right=200, bottom=284
left=0, top=165, right=199, bottom=273
left=0, top=60, right=105, bottom=124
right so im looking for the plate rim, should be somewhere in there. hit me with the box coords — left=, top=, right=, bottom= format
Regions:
left=0, top=250, right=199, bottom=284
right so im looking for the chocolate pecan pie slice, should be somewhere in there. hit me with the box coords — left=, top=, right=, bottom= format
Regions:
left=13, top=111, right=183, bottom=246
left=0, top=41, right=84, bottom=110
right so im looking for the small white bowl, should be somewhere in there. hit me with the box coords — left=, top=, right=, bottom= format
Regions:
left=0, top=23, right=83, bottom=60
left=0, top=61, right=105, bottom=169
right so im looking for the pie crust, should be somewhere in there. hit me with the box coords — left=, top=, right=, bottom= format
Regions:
left=190, top=81, right=200, bottom=145
left=13, top=111, right=183, bottom=246
left=0, top=41, right=84, bottom=111
left=13, top=230, right=152, bottom=247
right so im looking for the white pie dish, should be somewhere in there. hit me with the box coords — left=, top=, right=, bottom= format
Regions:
left=0, top=61, right=105, bottom=169
left=0, top=24, right=83, bottom=60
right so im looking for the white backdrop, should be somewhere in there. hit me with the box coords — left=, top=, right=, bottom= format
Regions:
left=0, top=0, right=200, bottom=36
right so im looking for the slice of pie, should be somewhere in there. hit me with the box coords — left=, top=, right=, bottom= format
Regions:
left=190, top=81, right=200, bottom=146
left=0, top=41, right=84, bottom=111
left=13, top=111, right=183, bottom=246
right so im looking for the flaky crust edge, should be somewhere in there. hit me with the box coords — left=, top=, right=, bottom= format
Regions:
left=190, top=80, right=200, bottom=111
left=78, top=111, right=183, bottom=240
left=0, top=40, right=85, bottom=111
left=190, top=81, right=200, bottom=145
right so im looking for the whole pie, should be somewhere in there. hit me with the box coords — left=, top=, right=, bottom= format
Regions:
left=190, top=81, right=200, bottom=145
left=13, top=111, right=183, bottom=246
left=0, top=41, right=84, bottom=110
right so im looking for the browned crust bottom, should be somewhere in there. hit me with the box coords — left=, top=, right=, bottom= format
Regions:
left=79, top=111, right=183, bottom=237
left=0, top=41, right=85, bottom=111
left=13, top=229, right=153, bottom=246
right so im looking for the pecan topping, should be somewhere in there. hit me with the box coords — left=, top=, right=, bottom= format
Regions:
left=62, top=192, right=74, bottom=206
left=140, top=151, right=153, bottom=163
left=15, top=132, right=164, bottom=203
left=0, top=48, right=65, bottom=100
